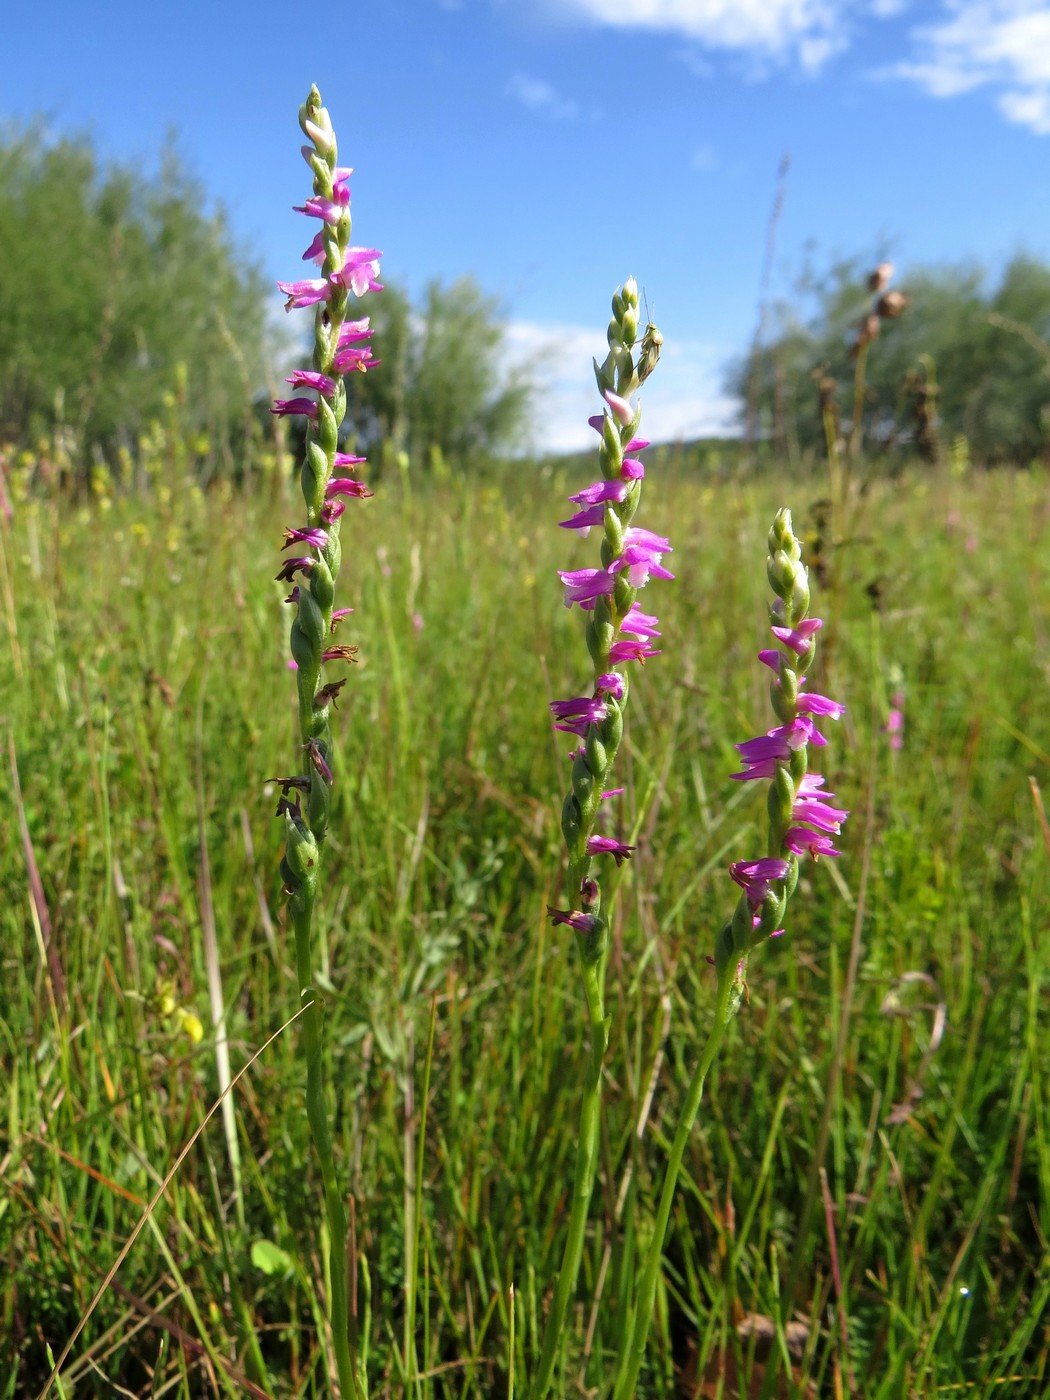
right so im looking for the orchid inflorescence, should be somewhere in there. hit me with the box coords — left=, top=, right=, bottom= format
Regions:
left=268, top=86, right=381, bottom=1400
left=270, top=87, right=381, bottom=870
left=529, top=278, right=670, bottom=1400
left=612, top=509, right=848, bottom=1400
left=718, top=508, right=848, bottom=983
left=546, top=277, right=672, bottom=949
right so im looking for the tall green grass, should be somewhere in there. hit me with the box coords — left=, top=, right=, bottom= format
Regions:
left=1, top=457, right=1047, bottom=1397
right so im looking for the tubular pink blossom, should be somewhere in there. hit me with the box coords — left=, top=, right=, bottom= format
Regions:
left=732, top=717, right=816, bottom=779
left=283, top=526, right=328, bottom=550
left=796, top=690, right=846, bottom=719
left=548, top=905, right=602, bottom=935
left=569, top=479, right=628, bottom=506
left=330, top=248, right=383, bottom=296
left=608, top=638, right=660, bottom=663
left=327, top=477, right=373, bottom=500
left=770, top=618, right=823, bottom=655
left=302, top=231, right=326, bottom=264
left=586, top=835, right=635, bottom=865
left=559, top=503, right=605, bottom=532
left=610, top=543, right=675, bottom=588
left=332, top=344, right=379, bottom=374
left=791, top=795, right=849, bottom=831
left=550, top=695, right=609, bottom=736
left=730, top=858, right=791, bottom=907
left=275, top=556, right=315, bottom=582
left=621, top=605, right=661, bottom=639
left=272, top=396, right=320, bottom=419
left=294, top=193, right=348, bottom=225
left=558, top=567, right=615, bottom=608
left=784, top=828, right=841, bottom=859
left=286, top=369, right=337, bottom=395
left=604, top=388, right=634, bottom=425
left=278, top=277, right=331, bottom=309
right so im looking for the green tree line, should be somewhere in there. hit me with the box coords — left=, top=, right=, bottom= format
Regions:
left=0, top=126, right=272, bottom=478
left=0, top=128, right=534, bottom=484
left=7, top=127, right=1049, bottom=480
left=732, top=252, right=1050, bottom=466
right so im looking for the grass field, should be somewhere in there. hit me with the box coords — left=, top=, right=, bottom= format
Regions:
left=1, top=452, right=1048, bottom=1397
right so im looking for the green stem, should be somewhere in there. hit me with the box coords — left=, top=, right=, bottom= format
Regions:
left=292, top=887, right=362, bottom=1400
left=528, top=911, right=609, bottom=1400
left=848, top=340, right=869, bottom=463
left=612, top=967, right=735, bottom=1400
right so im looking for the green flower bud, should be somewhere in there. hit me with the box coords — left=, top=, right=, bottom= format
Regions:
left=284, top=808, right=319, bottom=882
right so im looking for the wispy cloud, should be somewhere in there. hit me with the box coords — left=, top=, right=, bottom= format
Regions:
left=550, top=1, right=1050, bottom=134
left=894, top=2, right=1050, bottom=134
left=504, top=319, right=737, bottom=453
left=560, top=0, right=855, bottom=72
left=506, top=73, right=580, bottom=120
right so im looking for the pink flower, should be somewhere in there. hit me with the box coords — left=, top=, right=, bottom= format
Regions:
left=275, top=556, right=315, bottom=582
left=770, top=618, right=823, bottom=656
left=286, top=369, right=336, bottom=395
left=731, top=717, right=818, bottom=780
left=609, top=528, right=675, bottom=587
left=559, top=503, right=605, bottom=533
left=282, top=526, right=328, bottom=550
left=796, top=689, right=846, bottom=720
left=558, top=566, right=615, bottom=608
left=327, top=477, right=373, bottom=500
left=586, top=835, right=635, bottom=866
left=294, top=195, right=347, bottom=225
left=548, top=906, right=602, bottom=935
left=277, top=278, right=331, bottom=309
left=608, top=637, right=660, bottom=663
left=569, top=479, right=628, bottom=506
left=604, top=389, right=634, bottom=425
left=730, top=858, right=790, bottom=908
left=784, top=828, right=841, bottom=859
left=271, top=396, right=320, bottom=419
left=330, top=248, right=383, bottom=296
left=332, top=344, right=379, bottom=375
left=550, top=695, right=609, bottom=736
left=620, top=605, right=661, bottom=639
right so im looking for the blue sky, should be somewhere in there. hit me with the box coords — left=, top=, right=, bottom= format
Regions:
left=5, top=0, right=1050, bottom=449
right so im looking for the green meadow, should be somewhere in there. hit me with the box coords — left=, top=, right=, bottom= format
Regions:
left=2, top=454, right=1048, bottom=1397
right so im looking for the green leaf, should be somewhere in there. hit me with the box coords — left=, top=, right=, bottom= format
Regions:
left=251, top=1239, right=294, bottom=1277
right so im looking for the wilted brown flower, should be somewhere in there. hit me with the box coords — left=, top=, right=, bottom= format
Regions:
left=877, top=290, right=909, bottom=319
left=868, top=262, right=894, bottom=294
left=851, top=313, right=882, bottom=357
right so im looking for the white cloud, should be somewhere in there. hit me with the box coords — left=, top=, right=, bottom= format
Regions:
left=560, top=0, right=852, bottom=70
left=894, top=2, right=1050, bottom=133
left=503, top=319, right=737, bottom=453
left=506, top=73, right=580, bottom=120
